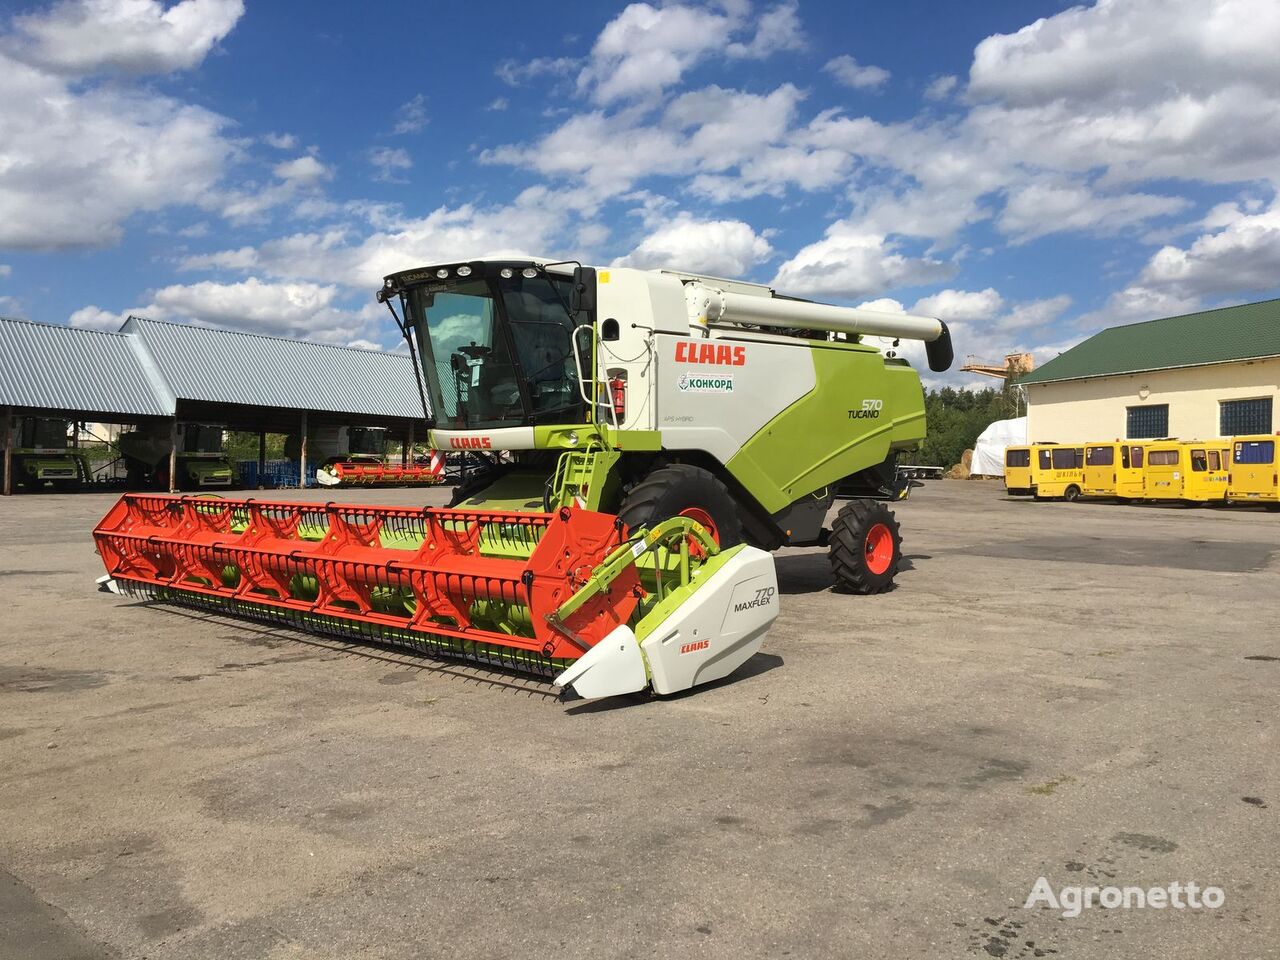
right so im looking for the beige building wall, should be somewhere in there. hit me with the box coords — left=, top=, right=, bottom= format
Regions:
left=1025, top=357, right=1280, bottom=443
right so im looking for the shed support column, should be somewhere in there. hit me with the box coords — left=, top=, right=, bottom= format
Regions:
left=299, top=411, right=308, bottom=489
left=404, top=422, right=413, bottom=467
left=257, top=431, right=266, bottom=489
left=168, top=418, right=179, bottom=493
left=2, top=406, right=12, bottom=497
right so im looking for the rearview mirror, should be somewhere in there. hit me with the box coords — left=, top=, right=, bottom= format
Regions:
left=570, top=265, right=597, bottom=317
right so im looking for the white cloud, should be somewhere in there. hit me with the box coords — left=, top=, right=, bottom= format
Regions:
left=213, top=154, right=336, bottom=224
left=0, top=0, right=248, bottom=250
left=923, top=75, right=957, bottom=101
left=0, top=52, right=235, bottom=249
left=68, top=304, right=128, bottom=331
left=992, top=294, right=1073, bottom=334
left=966, top=0, right=1280, bottom=186
left=179, top=245, right=257, bottom=271
left=1085, top=199, right=1280, bottom=327
left=496, top=56, right=576, bottom=86
left=998, top=179, right=1189, bottom=243
left=181, top=189, right=571, bottom=289
left=911, top=288, right=1004, bottom=322
left=724, top=2, right=805, bottom=59
left=482, top=83, right=844, bottom=204
left=273, top=155, right=331, bottom=187
left=771, top=226, right=956, bottom=300
left=392, top=94, right=427, bottom=134
left=487, top=97, right=508, bottom=111
left=368, top=146, right=412, bottom=183
left=612, top=215, right=772, bottom=275
left=578, top=3, right=731, bottom=104
left=6, top=0, right=244, bottom=75
left=0, top=264, right=11, bottom=277
left=823, top=55, right=890, bottom=90
left=131, top=277, right=379, bottom=341
left=576, top=2, right=803, bottom=104
left=262, top=131, right=297, bottom=150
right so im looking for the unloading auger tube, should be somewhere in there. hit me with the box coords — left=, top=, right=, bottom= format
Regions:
left=683, top=281, right=955, bottom=372
left=92, top=494, right=778, bottom=700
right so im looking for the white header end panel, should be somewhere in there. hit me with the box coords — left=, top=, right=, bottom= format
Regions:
left=640, top=546, right=778, bottom=695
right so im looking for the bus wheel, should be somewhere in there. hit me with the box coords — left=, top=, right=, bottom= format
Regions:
left=1064, top=485, right=1082, bottom=502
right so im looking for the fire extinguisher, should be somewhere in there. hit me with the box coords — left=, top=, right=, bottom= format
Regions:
left=608, top=374, right=626, bottom=421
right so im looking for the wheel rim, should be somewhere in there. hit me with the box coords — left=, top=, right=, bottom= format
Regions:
left=864, top=522, right=894, bottom=575
left=678, top=506, right=719, bottom=558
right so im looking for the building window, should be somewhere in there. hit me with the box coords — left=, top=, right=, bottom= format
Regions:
left=1127, top=404, right=1169, bottom=439
left=1219, top=397, right=1273, bottom=437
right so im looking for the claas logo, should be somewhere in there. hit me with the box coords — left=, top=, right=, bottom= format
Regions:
left=449, top=436, right=492, bottom=449
left=675, top=341, right=746, bottom=366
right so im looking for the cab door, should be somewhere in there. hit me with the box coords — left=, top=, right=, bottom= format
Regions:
left=1230, top=438, right=1278, bottom=502
left=1184, top=446, right=1213, bottom=501
left=1083, top=445, right=1115, bottom=496
left=1117, top=444, right=1145, bottom=498
left=1144, top=446, right=1183, bottom=499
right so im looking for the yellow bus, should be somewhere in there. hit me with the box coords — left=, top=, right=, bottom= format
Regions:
left=1228, top=435, right=1279, bottom=507
left=1005, top=443, right=1084, bottom=500
left=1082, top=442, right=1146, bottom=500
left=1004, top=446, right=1032, bottom=496
left=1143, top=441, right=1230, bottom=503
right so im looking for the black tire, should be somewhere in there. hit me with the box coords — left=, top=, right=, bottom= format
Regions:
left=617, top=463, right=743, bottom=547
left=829, top=499, right=902, bottom=594
left=1064, top=485, right=1082, bottom=502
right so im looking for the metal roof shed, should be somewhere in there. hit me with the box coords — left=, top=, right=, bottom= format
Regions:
left=120, top=316, right=425, bottom=431
left=0, top=317, right=173, bottom=420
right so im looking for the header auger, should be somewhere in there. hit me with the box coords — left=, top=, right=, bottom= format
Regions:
left=94, top=257, right=948, bottom=700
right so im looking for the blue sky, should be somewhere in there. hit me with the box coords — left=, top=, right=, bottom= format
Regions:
left=1, top=0, right=1278, bottom=384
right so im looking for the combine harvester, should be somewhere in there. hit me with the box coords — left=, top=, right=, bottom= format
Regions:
left=94, top=260, right=951, bottom=700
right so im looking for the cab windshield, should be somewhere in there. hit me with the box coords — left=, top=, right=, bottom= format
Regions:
left=407, top=271, right=584, bottom=429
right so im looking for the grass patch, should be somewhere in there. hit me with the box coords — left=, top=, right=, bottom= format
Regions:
left=1028, top=775, right=1076, bottom=796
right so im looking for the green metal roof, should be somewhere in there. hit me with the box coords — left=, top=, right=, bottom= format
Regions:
left=1019, top=298, right=1280, bottom=385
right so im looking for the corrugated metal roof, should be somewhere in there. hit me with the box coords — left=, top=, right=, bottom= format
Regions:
left=0, top=317, right=173, bottom=417
left=1019, top=298, right=1280, bottom=385
left=122, top=317, right=425, bottom=419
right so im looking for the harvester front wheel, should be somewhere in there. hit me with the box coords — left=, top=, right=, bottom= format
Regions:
left=618, top=464, right=743, bottom=548
left=829, top=499, right=901, bottom=594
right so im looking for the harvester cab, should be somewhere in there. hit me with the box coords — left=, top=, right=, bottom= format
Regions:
left=4, top=417, right=87, bottom=491
left=93, top=259, right=949, bottom=702
left=119, top=422, right=236, bottom=491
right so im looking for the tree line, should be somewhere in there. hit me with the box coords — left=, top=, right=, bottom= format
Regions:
left=913, top=385, right=1019, bottom=468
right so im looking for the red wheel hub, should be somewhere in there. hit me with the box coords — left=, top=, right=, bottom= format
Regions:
left=864, top=522, right=893, bottom=575
left=678, top=506, right=719, bottom=558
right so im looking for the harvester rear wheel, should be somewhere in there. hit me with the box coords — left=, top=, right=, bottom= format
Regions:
left=618, top=464, right=743, bottom=549
left=829, top=499, right=901, bottom=594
